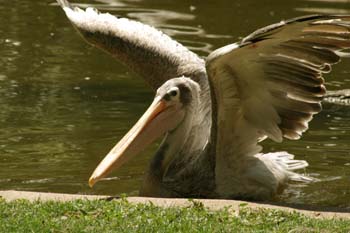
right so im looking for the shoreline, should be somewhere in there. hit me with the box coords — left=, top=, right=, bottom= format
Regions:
left=1, top=190, right=349, bottom=219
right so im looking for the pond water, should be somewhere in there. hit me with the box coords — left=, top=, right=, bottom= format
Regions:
left=1, top=0, right=349, bottom=208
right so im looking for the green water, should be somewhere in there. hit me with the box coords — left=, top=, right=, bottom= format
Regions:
left=0, top=0, right=349, bottom=207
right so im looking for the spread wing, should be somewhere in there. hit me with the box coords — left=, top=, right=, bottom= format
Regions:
left=56, top=0, right=205, bottom=90
left=206, top=15, right=350, bottom=161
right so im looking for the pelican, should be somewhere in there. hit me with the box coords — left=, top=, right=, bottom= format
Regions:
left=57, top=0, right=350, bottom=200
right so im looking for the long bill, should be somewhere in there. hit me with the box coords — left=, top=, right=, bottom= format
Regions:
left=89, top=97, right=172, bottom=187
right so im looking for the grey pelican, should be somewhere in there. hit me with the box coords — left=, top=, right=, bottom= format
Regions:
left=57, top=0, right=350, bottom=200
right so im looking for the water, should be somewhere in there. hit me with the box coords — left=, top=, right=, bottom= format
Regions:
left=0, top=0, right=349, bottom=207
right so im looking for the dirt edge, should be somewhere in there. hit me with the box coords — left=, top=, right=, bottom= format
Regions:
left=0, top=190, right=349, bottom=219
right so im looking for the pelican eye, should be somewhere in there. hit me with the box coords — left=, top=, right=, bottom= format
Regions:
left=169, top=90, right=178, bottom=97
left=163, top=87, right=180, bottom=101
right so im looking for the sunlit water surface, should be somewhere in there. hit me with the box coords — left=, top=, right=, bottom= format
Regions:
left=0, top=0, right=349, bottom=208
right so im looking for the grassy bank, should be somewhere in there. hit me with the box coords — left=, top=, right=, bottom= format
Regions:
left=0, top=197, right=349, bottom=232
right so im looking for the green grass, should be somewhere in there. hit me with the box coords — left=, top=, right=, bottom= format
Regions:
left=0, top=197, right=349, bottom=233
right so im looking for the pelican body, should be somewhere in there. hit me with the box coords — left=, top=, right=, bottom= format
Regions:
left=57, top=0, right=350, bottom=200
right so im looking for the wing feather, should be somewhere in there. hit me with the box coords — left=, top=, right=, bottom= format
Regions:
left=56, top=0, right=205, bottom=90
left=206, top=15, right=350, bottom=197
left=206, top=15, right=350, bottom=159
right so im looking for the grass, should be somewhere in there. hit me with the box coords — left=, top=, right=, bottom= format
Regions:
left=0, top=197, right=349, bottom=233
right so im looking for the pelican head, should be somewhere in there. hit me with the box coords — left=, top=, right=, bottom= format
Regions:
left=89, top=77, right=201, bottom=187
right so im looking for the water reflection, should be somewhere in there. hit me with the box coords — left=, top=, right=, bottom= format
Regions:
left=296, top=0, right=350, bottom=14
left=304, top=0, right=350, bottom=2
left=0, top=0, right=349, bottom=207
left=295, top=7, right=350, bottom=14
